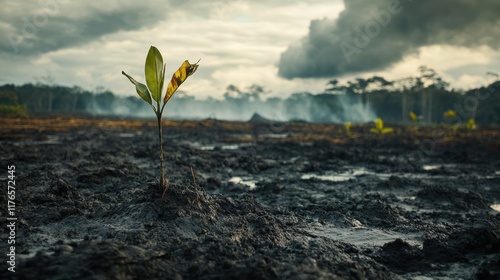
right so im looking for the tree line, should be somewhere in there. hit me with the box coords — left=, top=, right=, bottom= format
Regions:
left=0, top=67, right=499, bottom=125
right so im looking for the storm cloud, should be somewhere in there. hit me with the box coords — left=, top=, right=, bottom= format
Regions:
left=278, top=0, right=500, bottom=79
left=0, top=0, right=165, bottom=55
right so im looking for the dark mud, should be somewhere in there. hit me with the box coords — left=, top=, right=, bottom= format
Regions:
left=1, top=118, right=500, bottom=279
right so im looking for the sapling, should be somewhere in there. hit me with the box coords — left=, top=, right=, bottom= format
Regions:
left=122, top=46, right=199, bottom=189
left=408, top=111, right=419, bottom=133
left=344, top=122, right=352, bottom=134
left=443, top=110, right=460, bottom=132
left=443, top=109, right=457, bottom=119
left=467, top=118, right=477, bottom=130
left=409, top=111, right=418, bottom=124
left=370, top=118, right=394, bottom=134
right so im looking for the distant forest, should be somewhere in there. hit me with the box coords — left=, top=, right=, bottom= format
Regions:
left=1, top=66, right=499, bottom=125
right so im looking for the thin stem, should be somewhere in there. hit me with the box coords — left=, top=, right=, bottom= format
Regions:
left=157, top=114, right=165, bottom=189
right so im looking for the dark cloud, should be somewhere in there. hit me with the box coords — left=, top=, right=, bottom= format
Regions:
left=1, top=3, right=164, bottom=55
left=278, top=0, right=500, bottom=79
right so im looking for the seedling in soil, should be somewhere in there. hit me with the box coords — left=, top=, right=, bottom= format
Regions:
left=443, top=109, right=457, bottom=119
left=467, top=118, right=477, bottom=130
left=409, top=111, right=418, bottom=123
left=122, top=46, right=199, bottom=190
left=344, top=122, right=352, bottom=134
left=370, top=118, right=394, bottom=134
left=408, top=111, right=419, bottom=133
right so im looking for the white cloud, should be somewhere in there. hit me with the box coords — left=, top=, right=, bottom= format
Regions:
left=335, top=45, right=500, bottom=90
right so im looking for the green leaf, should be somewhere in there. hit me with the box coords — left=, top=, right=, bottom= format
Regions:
left=122, top=71, right=152, bottom=105
left=160, top=63, right=166, bottom=102
left=370, top=128, right=380, bottom=134
left=145, top=46, right=164, bottom=103
left=344, top=122, right=352, bottom=132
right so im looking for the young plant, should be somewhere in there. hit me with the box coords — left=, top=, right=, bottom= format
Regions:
left=408, top=111, right=419, bottom=133
left=122, top=46, right=199, bottom=189
left=467, top=118, right=477, bottom=130
left=409, top=111, right=418, bottom=123
left=370, top=118, right=394, bottom=134
left=443, top=109, right=457, bottom=119
left=344, top=122, right=352, bottom=134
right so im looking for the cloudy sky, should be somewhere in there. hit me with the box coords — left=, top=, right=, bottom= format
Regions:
left=1, top=0, right=500, bottom=99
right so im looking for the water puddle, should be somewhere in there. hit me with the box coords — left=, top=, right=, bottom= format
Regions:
left=118, top=132, right=142, bottom=138
left=219, top=144, right=241, bottom=150
left=491, top=204, right=500, bottom=212
left=260, top=133, right=289, bottom=139
left=32, top=135, right=62, bottom=145
left=301, top=167, right=390, bottom=182
left=422, top=163, right=460, bottom=171
left=188, top=142, right=253, bottom=151
left=198, top=144, right=215, bottom=150
left=302, top=166, right=500, bottom=183
left=229, top=177, right=257, bottom=190
left=398, top=196, right=417, bottom=201
left=308, top=224, right=421, bottom=248
left=422, top=164, right=441, bottom=171
left=301, top=173, right=352, bottom=182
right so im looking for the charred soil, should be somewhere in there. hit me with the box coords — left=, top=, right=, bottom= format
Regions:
left=1, top=117, right=500, bottom=279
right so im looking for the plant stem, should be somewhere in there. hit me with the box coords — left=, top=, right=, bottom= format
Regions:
left=157, top=114, right=165, bottom=189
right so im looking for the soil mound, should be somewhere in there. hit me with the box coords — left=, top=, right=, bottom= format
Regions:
left=248, top=113, right=271, bottom=122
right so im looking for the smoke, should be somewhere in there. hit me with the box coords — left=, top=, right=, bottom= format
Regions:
left=278, top=0, right=500, bottom=79
left=91, top=92, right=377, bottom=123
left=3, top=83, right=377, bottom=123
left=92, top=98, right=153, bottom=118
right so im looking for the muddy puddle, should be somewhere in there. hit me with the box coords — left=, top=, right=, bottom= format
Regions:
left=1, top=118, right=499, bottom=279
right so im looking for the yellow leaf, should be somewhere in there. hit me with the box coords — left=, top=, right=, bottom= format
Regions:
left=409, top=111, right=417, bottom=122
left=164, top=60, right=200, bottom=104
left=444, top=110, right=456, bottom=118
left=370, top=128, right=380, bottom=134
left=467, top=118, right=476, bottom=130
left=381, top=127, right=394, bottom=134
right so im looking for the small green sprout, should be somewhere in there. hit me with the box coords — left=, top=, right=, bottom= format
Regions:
left=370, top=118, right=394, bottom=134
left=344, top=122, right=352, bottom=134
left=122, top=46, right=199, bottom=190
left=408, top=111, right=419, bottom=133
left=409, top=111, right=418, bottom=123
left=467, top=118, right=477, bottom=130
left=443, top=110, right=457, bottom=119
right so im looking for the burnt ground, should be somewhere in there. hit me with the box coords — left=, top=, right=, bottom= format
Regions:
left=1, top=117, right=500, bottom=279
